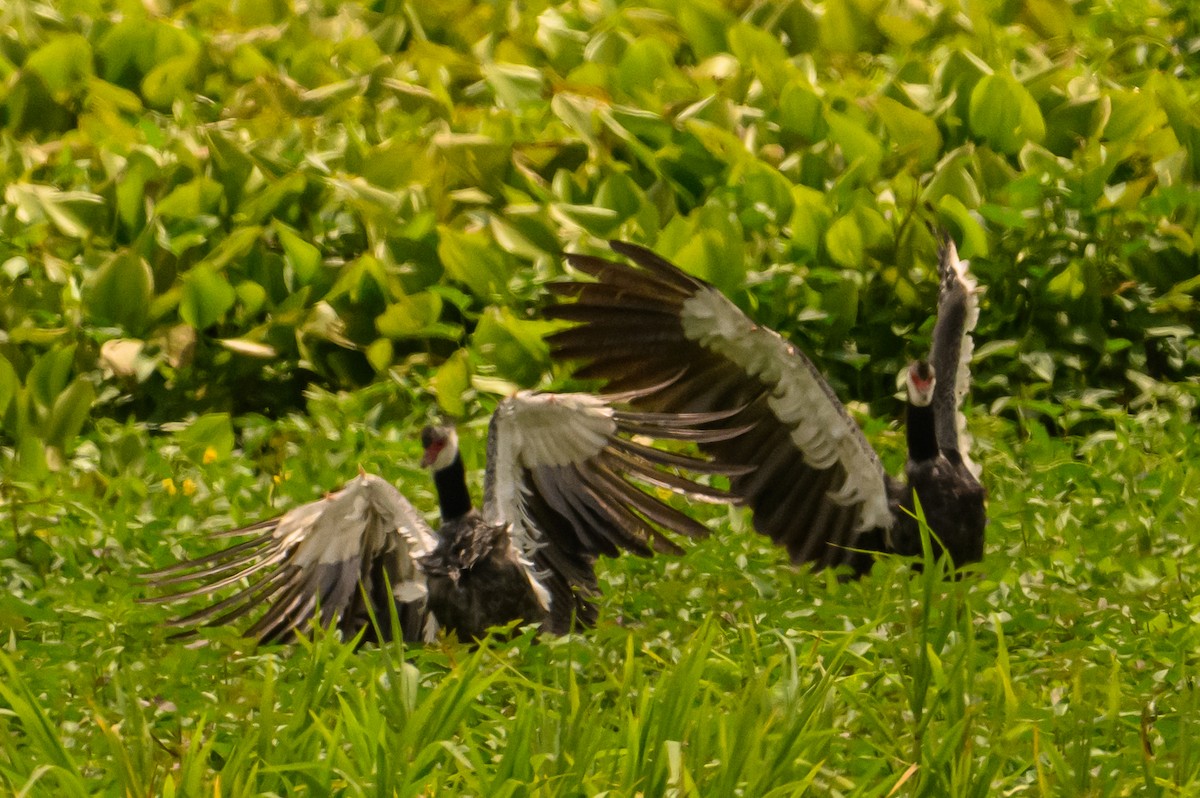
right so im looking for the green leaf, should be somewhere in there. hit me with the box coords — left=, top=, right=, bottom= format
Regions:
left=27, top=345, right=77, bottom=412
left=432, top=349, right=471, bottom=418
left=594, top=171, right=645, bottom=224
left=1047, top=261, right=1087, bottom=301
left=84, top=252, right=154, bottom=332
left=676, top=2, right=732, bottom=59
left=200, top=226, right=262, bottom=271
left=0, top=353, right=18, bottom=424
left=1105, top=89, right=1157, bottom=143
left=274, top=221, right=322, bottom=285
left=155, top=177, right=223, bottom=219
left=876, top=96, right=942, bottom=167
left=659, top=206, right=747, bottom=296
left=365, top=338, right=393, bottom=372
left=472, top=307, right=554, bottom=386
left=24, top=34, right=94, bottom=94
left=826, top=111, right=883, bottom=179
left=376, top=292, right=446, bottom=339
left=1155, top=76, right=1200, bottom=181
left=436, top=227, right=513, bottom=300
left=551, top=202, right=621, bottom=238
left=4, top=183, right=104, bottom=238
left=179, top=413, right=236, bottom=462
left=936, top=196, right=989, bottom=258
left=482, top=63, right=545, bottom=110
left=142, top=52, right=199, bottom=109
left=43, top=378, right=95, bottom=451
left=788, top=186, right=831, bottom=257
left=728, top=23, right=792, bottom=95
left=820, top=0, right=872, bottom=53
left=969, top=72, right=1046, bottom=154
left=235, top=281, right=267, bottom=316
left=825, top=214, right=864, bottom=268
left=921, top=145, right=982, bottom=208
left=778, top=81, right=828, bottom=141
left=180, top=267, right=236, bottom=330
left=738, top=161, right=795, bottom=228
left=616, top=38, right=679, bottom=102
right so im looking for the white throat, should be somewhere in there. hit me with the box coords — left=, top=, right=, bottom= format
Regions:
left=429, top=429, right=460, bottom=471
left=905, top=368, right=936, bottom=408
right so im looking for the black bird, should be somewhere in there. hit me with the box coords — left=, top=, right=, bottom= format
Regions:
left=142, top=390, right=737, bottom=643
left=546, top=238, right=986, bottom=574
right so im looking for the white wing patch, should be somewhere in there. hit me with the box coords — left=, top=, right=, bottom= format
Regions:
left=484, top=392, right=616, bottom=614
left=501, top=392, right=616, bottom=468
left=485, top=391, right=617, bottom=546
left=289, top=473, right=435, bottom=598
left=682, top=287, right=892, bottom=532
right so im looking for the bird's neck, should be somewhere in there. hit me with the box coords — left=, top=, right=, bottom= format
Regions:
left=906, top=402, right=938, bottom=462
left=433, top=454, right=473, bottom=521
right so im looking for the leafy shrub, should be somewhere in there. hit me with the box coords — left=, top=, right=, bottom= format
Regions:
left=0, top=0, right=1197, bottom=473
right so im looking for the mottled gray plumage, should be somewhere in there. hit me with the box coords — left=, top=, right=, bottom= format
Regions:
left=140, top=473, right=437, bottom=644
left=546, top=238, right=986, bottom=574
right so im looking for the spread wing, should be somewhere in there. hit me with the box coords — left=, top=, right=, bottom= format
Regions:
left=929, top=235, right=981, bottom=477
left=141, top=473, right=438, bottom=644
left=545, top=240, right=893, bottom=572
left=483, top=390, right=738, bottom=632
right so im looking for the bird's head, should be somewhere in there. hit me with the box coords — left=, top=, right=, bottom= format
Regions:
left=420, top=425, right=459, bottom=470
left=905, top=361, right=936, bottom=407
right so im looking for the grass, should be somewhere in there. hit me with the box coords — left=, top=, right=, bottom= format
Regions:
left=2, top=388, right=1199, bottom=796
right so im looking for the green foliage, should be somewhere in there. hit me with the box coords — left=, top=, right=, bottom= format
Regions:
left=0, top=0, right=1194, bottom=464
left=1, top=400, right=1198, bottom=795
left=0, top=1, right=1198, bottom=793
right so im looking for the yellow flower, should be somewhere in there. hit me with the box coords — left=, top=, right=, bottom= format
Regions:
left=202, top=446, right=218, bottom=464
left=162, top=478, right=177, bottom=497
left=181, top=478, right=198, bottom=497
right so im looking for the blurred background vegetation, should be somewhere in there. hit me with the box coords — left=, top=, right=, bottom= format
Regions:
left=3, top=2, right=1200, bottom=795
left=1, top=0, right=1197, bottom=483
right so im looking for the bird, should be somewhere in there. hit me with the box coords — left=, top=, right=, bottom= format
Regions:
left=141, top=390, right=740, bottom=644
left=545, top=237, right=986, bottom=575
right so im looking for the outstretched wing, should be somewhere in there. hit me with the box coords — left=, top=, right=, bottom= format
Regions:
left=929, top=235, right=981, bottom=477
left=142, top=473, right=438, bottom=644
left=483, top=390, right=738, bottom=632
left=545, top=240, right=893, bottom=572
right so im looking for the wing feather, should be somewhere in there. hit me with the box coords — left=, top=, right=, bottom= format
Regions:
left=929, top=235, right=981, bottom=477
left=142, top=473, right=437, bottom=644
left=546, top=241, right=893, bottom=569
left=482, top=391, right=739, bottom=629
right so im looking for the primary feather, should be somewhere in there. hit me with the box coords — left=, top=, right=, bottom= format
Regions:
left=547, top=238, right=987, bottom=574
left=143, top=390, right=741, bottom=643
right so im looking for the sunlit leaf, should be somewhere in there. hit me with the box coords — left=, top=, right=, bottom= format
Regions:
left=969, top=72, right=1046, bottom=154
left=219, top=338, right=277, bottom=358
left=826, top=214, right=864, bottom=268
left=179, top=413, right=235, bottom=462
left=27, top=345, right=77, bottom=412
left=482, top=63, right=545, bottom=109
left=84, top=252, right=154, bottom=332
left=24, top=34, right=94, bottom=94
left=432, top=349, right=471, bottom=417
left=0, top=354, right=17, bottom=424
left=376, top=292, right=445, bottom=339
left=472, top=307, right=553, bottom=386
left=274, top=221, right=322, bottom=285
left=437, top=227, right=513, bottom=300
left=778, top=81, right=828, bottom=141
left=876, top=96, right=942, bottom=167
left=43, top=378, right=95, bottom=452
left=180, top=267, right=236, bottom=330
